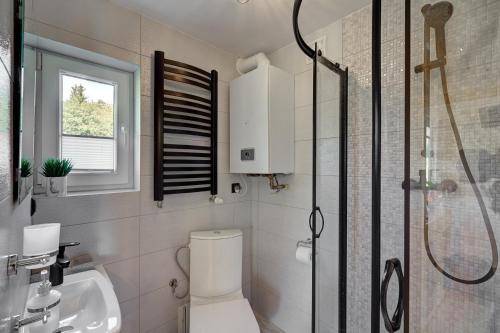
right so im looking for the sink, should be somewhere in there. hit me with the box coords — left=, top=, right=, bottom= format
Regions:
left=22, top=269, right=121, bottom=333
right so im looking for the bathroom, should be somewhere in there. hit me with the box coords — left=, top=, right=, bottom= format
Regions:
left=1, top=0, right=499, bottom=332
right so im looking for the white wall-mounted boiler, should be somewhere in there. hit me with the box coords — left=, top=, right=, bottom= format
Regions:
left=229, top=53, right=294, bottom=174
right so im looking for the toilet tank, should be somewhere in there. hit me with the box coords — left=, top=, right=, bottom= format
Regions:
left=190, top=229, right=243, bottom=298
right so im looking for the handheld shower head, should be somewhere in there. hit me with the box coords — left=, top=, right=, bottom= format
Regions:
left=421, top=1, right=454, bottom=29
left=422, top=1, right=454, bottom=61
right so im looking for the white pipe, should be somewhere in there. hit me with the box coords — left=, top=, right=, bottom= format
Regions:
left=236, top=52, right=270, bottom=75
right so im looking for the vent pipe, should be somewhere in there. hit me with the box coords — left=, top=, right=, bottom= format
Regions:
left=236, top=52, right=270, bottom=75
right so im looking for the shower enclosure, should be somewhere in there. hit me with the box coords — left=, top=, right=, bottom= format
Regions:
left=296, top=0, right=500, bottom=332
left=405, top=0, right=500, bottom=331
left=371, top=0, right=500, bottom=332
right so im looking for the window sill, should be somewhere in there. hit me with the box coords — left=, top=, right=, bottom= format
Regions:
left=32, top=187, right=139, bottom=199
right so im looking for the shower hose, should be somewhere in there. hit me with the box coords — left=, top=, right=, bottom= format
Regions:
left=420, top=18, right=498, bottom=285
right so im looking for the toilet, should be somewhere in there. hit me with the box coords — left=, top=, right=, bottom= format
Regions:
left=189, top=229, right=260, bottom=333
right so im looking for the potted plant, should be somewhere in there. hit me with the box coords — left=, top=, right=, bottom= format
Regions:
left=41, top=158, right=73, bottom=197
left=19, top=159, right=33, bottom=199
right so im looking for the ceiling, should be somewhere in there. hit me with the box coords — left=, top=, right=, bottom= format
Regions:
left=110, top=0, right=369, bottom=57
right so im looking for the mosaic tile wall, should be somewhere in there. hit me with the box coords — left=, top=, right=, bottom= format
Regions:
left=342, top=4, right=376, bottom=332
left=342, top=0, right=500, bottom=332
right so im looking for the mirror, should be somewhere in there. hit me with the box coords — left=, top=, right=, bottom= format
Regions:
left=18, top=43, right=36, bottom=203
left=12, top=0, right=35, bottom=204
left=12, top=0, right=23, bottom=203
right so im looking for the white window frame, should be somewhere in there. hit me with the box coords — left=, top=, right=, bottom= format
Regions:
left=27, top=34, right=140, bottom=194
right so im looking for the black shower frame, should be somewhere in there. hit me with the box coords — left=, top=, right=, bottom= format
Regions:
left=292, top=2, right=349, bottom=331
left=313, top=52, right=349, bottom=333
left=371, top=0, right=411, bottom=332
left=312, top=49, right=349, bottom=333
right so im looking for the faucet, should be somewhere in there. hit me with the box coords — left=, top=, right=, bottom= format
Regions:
left=11, top=311, right=51, bottom=331
left=49, top=242, right=80, bottom=287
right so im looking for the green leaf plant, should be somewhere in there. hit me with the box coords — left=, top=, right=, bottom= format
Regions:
left=20, top=159, right=33, bottom=178
left=40, top=158, right=73, bottom=177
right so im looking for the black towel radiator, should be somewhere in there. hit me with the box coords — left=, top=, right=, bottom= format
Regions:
left=153, top=51, right=218, bottom=206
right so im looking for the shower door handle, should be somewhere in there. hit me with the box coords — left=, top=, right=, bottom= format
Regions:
left=380, top=258, right=404, bottom=332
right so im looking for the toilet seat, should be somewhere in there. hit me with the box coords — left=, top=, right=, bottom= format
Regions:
left=190, top=298, right=260, bottom=333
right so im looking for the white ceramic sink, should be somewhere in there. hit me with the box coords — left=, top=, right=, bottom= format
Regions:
left=22, top=269, right=121, bottom=333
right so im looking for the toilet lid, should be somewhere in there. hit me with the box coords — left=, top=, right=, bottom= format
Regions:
left=190, top=298, right=260, bottom=333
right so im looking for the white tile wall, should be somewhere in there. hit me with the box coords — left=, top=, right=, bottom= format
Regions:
left=139, top=247, right=188, bottom=295
left=105, top=257, right=141, bottom=303
left=119, top=297, right=140, bottom=333
left=25, top=0, right=141, bottom=53
left=139, top=285, right=183, bottom=332
left=24, top=19, right=141, bottom=66
left=27, top=1, right=250, bottom=332
left=33, top=192, right=140, bottom=226
left=61, top=217, right=140, bottom=265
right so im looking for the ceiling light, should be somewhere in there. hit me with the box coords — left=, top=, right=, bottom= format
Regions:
left=237, top=0, right=250, bottom=4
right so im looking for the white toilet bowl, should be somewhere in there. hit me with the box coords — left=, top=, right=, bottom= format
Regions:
left=188, top=229, right=259, bottom=333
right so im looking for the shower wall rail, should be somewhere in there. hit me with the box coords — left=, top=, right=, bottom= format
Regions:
left=372, top=1, right=410, bottom=332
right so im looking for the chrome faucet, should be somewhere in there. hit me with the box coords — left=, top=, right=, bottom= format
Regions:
left=11, top=311, right=51, bottom=331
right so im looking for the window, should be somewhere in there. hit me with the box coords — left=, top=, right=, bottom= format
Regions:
left=31, top=42, right=139, bottom=194
left=60, top=74, right=117, bottom=171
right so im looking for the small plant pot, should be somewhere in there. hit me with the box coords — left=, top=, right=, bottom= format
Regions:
left=46, top=176, right=68, bottom=197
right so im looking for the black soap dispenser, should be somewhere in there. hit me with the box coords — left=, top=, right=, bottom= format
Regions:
left=49, top=242, right=80, bottom=286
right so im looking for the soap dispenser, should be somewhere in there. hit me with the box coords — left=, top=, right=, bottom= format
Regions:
left=49, top=242, right=80, bottom=286
left=25, top=270, right=61, bottom=333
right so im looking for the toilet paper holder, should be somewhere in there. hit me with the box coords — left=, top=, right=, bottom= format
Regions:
left=296, top=238, right=312, bottom=248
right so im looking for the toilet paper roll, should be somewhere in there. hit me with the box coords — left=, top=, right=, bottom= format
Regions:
left=295, top=246, right=312, bottom=265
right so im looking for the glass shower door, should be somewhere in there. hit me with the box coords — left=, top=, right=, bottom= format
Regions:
left=292, top=2, right=349, bottom=332
left=345, top=0, right=499, bottom=331
left=314, top=52, right=345, bottom=333
left=408, top=0, right=500, bottom=332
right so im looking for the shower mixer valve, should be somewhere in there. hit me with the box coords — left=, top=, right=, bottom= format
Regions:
left=403, top=169, right=457, bottom=193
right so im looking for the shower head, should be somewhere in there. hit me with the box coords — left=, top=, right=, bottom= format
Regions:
left=421, top=2, right=454, bottom=29
left=421, top=2, right=454, bottom=61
